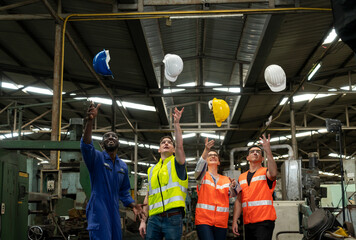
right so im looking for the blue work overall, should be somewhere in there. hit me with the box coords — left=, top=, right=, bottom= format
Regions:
left=81, top=139, right=134, bottom=240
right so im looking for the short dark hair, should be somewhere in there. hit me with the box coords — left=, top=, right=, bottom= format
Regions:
left=247, top=145, right=262, bottom=153
left=159, top=135, right=175, bottom=146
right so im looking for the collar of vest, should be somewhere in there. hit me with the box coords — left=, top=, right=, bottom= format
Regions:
left=158, top=155, right=175, bottom=166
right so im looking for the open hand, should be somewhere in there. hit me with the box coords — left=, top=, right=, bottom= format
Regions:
left=205, top=137, right=215, bottom=151
left=86, top=101, right=101, bottom=120
left=173, top=107, right=184, bottom=124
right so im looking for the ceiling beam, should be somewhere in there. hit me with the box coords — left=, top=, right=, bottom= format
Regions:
left=126, top=20, right=169, bottom=126
left=222, top=14, right=284, bottom=145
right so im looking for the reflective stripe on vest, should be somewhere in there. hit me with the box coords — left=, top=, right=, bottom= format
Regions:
left=148, top=156, right=188, bottom=215
left=149, top=181, right=187, bottom=196
left=216, top=206, right=229, bottom=212
left=196, top=203, right=215, bottom=211
left=201, top=179, right=230, bottom=190
left=241, top=200, right=273, bottom=208
left=251, top=175, right=266, bottom=183
left=196, top=203, right=229, bottom=213
left=201, top=179, right=215, bottom=188
left=149, top=195, right=185, bottom=211
left=195, top=174, right=231, bottom=228
left=216, top=183, right=230, bottom=190
left=239, top=167, right=276, bottom=224
left=240, top=180, right=247, bottom=185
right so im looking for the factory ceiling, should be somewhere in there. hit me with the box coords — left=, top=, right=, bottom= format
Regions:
left=0, top=0, right=355, bottom=180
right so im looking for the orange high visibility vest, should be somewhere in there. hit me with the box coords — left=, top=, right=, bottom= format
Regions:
left=195, top=173, right=231, bottom=228
left=238, top=167, right=276, bottom=224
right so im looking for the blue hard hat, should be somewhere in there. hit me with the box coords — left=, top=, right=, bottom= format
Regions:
left=93, top=49, right=113, bottom=76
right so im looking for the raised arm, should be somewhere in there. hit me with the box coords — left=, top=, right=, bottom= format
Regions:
left=173, top=107, right=185, bottom=165
left=260, top=134, right=277, bottom=181
left=194, top=138, right=214, bottom=181
left=83, top=102, right=101, bottom=144
left=201, top=137, right=215, bottom=160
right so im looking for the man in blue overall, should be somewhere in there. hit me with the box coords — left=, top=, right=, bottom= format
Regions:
left=81, top=102, right=145, bottom=240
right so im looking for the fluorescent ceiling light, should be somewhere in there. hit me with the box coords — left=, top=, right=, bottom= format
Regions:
left=328, top=153, right=352, bottom=159
left=279, top=93, right=334, bottom=105
left=205, top=82, right=222, bottom=86
left=92, top=135, right=159, bottom=150
left=163, top=89, right=185, bottom=94
left=1, top=82, right=24, bottom=89
left=323, top=28, right=341, bottom=45
left=247, top=129, right=328, bottom=147
left=23, top=86, right=53, bottom=95
left=201, top=133, right=224, bottom=140
left=177, top=82, right=196, bottom=87
left=0, top=132, right=33, bottom=140
left=307, top=63, right=322, bottom=81
left=187, top=171, right=195, bottom=175
left=186, top=157, right=196, bottom=161
left=86, top=97, right=112, bottom=105
left=131, top=171, right=148, bottom=176
left=118, top=101, right=156, bottom=112
left=123, top=159, right=155, bottom=167
left=213, top=87, right=240, bottom=93
left=273, top=154, right=289, bottom=160
left=92, top=135, right=102, bottom=140
left=329, top=85, right=356, bottom=92
left=1, top=82, right=66, bottom=95
left=182, top=133, right=196, bottom=139
left=75, top=97, right=155, bottom=112
left=240, top=162, right=247, bottom=166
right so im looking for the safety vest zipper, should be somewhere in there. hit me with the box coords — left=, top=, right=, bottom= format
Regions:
left=157, top=164, right=165, bottom=212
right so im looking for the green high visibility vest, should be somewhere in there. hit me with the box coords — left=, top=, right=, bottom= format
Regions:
left=147, top=155, right=188, bottom=216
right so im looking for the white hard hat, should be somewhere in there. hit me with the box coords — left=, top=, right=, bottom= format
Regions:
left=264, top=64, right=286, bottom=92
left=162, top=54, right=183, bottom=82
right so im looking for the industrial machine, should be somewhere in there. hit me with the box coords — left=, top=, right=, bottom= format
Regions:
left=280, top=151, right=354, bottom=240
left=0, top=118, right=145, bottom=240
left=0, top=149, right=29, bottom=240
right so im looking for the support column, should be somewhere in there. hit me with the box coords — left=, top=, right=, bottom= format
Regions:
left=134, top=124, right=138, bottom=200
left=49, top=12, right=62, bottom=169
left=290, top=100, right=298, bottom=159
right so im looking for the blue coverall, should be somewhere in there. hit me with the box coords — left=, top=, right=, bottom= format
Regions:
left=80, top=139, right=134, bottom=240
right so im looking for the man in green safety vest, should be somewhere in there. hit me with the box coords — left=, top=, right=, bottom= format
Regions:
left=139, top=107, right=188, bottom=240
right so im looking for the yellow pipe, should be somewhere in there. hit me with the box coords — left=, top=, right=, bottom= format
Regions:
left=64, top=7, right=331, bottom=20
left=68, top=16, right=170, bottom=22
left=57, top=7, right=332, bottom=169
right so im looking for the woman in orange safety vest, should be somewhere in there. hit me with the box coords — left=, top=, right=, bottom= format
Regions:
left=194, top=138, right=241, bottom=240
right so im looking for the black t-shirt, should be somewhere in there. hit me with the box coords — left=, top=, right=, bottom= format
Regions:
left=246, top=169, right=274, bottom=189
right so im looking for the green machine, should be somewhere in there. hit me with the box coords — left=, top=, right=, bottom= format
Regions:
left=0, top=149, right=29, bottom=240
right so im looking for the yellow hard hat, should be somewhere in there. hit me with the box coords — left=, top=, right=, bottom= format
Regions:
left=208, top=98, right=230, bottom=127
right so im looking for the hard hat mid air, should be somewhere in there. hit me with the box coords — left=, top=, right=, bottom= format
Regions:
left=264, top=64, right=286, bottom=92
left=93, top=49, right=113, bottom=76
left=208, top=98, right=230, bottom=127
left=162, top=54, right=183, bottom=82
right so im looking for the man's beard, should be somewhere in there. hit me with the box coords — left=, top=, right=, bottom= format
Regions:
left=104, top=143, right=118, bottom=152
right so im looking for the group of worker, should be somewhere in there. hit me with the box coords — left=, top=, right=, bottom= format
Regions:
left=81, top=103, right=277, bottom=240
